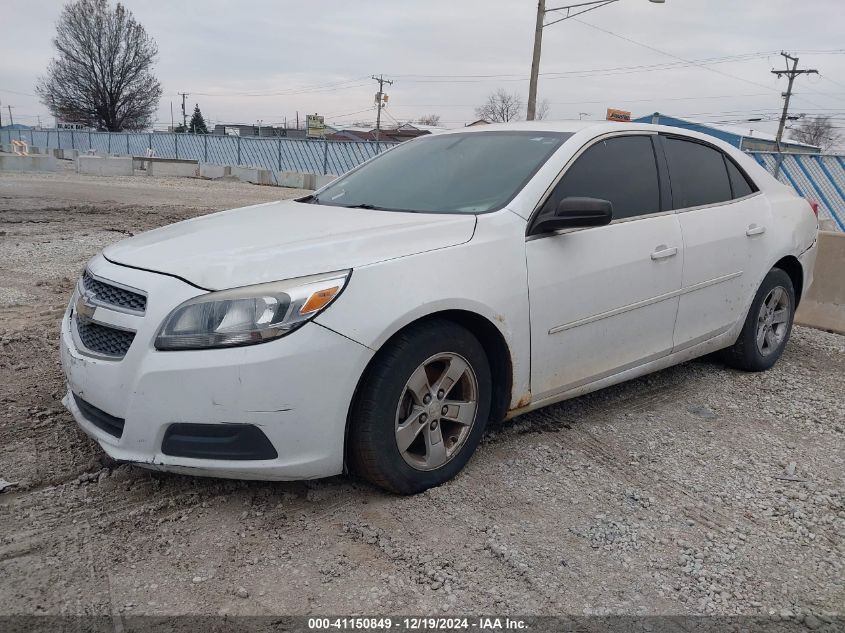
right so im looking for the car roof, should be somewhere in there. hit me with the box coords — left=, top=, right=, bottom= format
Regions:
left=439, top=120, right=737, bottom=144
left=442, top=120, right=599, bottom=135
left=438, top=120, right=783, bottom=194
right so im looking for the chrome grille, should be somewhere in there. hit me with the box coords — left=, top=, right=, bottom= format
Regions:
left=76, top=320, right=135, bottom=358
left=82, top=270, right=146, bottom=313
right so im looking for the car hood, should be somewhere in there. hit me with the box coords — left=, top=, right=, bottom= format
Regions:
left=104, top=199, right=477, bottom=290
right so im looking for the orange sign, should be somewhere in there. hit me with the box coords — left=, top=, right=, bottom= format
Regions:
left=606, top=108, right=631, bottom=122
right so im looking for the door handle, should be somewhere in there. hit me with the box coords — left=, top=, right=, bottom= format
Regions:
left=651, top=246, right=678, bottom=260
left=746, top=224, right=766, bottom=236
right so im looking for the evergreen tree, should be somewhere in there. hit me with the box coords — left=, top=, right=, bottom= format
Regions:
left=189, top=104, right=209, bottom=134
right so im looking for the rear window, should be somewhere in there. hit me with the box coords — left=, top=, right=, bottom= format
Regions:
left=663, top=136, right=732, bottom=209
left=725, top=156, right=756, bottom=198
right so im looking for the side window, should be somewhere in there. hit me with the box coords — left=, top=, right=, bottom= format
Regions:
left=724, top=155, right=756, bottom=198
left=663, top=136, right=732, bottom=209
left=542, top=135, right=660, bottom=221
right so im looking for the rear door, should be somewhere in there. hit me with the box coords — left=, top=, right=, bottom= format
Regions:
left=660, top=135, right=771, bottom=350
left=526, top=133, right=683, bottom=401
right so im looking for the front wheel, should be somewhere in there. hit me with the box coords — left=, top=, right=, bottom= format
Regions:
left=348, top=319, right=492, bottom=494
left=719, top=267, right=795, bottom=372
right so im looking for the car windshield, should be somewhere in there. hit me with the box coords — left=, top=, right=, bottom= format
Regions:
left=310, top=131, right=572, bottom=214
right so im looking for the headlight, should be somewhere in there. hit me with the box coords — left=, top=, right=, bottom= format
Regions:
left=154, top=270, right=350, bottom=350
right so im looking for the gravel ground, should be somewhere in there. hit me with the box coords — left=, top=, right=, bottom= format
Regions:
left=0, top=169, right=842, bottom=623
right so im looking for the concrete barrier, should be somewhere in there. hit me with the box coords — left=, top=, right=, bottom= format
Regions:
left=200, top=163, right=231, bottom=179
left=231, top=166, right=273, bottom=185
left=51, top=148, right=79, bottom=161
left=0, top=154, right=59, bottom=172
left=795, top=231, right=845, bottom=334
left=277, top=171, right=308, bottom=189
left=76, top=155, right=133, bottom=176
left=314, top=174, right=338, bottom=189
left=145, top=158, right=199, bottom=178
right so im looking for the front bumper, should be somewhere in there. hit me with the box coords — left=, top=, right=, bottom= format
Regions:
left=60, top=255, right=374, bottom=480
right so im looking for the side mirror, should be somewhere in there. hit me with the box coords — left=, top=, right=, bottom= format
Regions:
left=529, top=197, right=613, bottom=235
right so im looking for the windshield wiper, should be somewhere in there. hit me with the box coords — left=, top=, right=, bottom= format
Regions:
left=298, top=194, right=321, bottom=204
left=342, top=203, right=388, bottom=210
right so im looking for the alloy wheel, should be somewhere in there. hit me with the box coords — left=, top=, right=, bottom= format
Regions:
left=756, top=285, right=790, bottom=357
left=394, top=352, right=479, bottom=471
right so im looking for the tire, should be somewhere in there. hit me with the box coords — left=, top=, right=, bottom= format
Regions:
left=348, top=319, right=492, bottom=494
left=719, top=267, right=795, bottom=372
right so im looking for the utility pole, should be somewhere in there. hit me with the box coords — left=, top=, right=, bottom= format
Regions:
left=527, top=0, right=546, bottom=121
left=371, top=74, right=393, bottom=142
left=178, top=92, right=189, bottom=132
left=526, top=0, right=665, bottom=120
left=7, top=105, right=13, bottom=127
left=772, top=52, right=817, bottom=152
left=0, top=99, right=3, bottom=128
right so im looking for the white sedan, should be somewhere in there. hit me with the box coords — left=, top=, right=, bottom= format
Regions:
left=60, top=121, right=818, bottom=494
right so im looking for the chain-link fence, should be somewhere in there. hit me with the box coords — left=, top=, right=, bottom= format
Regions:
left=751, top=152, right=845, bottom=231
left=0, top=129, right=396, bottom=182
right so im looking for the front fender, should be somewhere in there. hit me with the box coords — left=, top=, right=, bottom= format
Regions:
left=315, top=212, right=531, bottom=410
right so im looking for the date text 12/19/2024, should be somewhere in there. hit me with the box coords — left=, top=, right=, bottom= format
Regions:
left=307, top=617, right=528, bottom=630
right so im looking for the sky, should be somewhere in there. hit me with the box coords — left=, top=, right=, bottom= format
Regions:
left=2, top=0, right=844, bottom=145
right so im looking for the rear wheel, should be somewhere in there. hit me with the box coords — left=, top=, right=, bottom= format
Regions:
left=719, top=268, right=795, bottom=372
left=348, top=320, right=491, bottom=494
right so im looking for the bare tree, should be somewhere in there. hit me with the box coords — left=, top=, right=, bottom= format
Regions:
left=416, top=114, right=441, bottom=126
left=535, top=98, right=550, bottom=121
left=36, top=0, right=162, bottom=131
left=789, top=116, right=839, bottom=151
left=475, top=89, right=523, bottom=123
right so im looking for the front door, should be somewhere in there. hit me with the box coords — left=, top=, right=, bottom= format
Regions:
left=526, top=134, right=683, bottom=402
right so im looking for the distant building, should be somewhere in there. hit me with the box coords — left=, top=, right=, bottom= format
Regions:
left=465, top=119, right=490, bottom=127
left=211, top=124, right=307, bottom=139
left=632, top=113, right=820, bottom=153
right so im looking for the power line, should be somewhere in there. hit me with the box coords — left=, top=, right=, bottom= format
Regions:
left=390, top=51, right=790, bottom=80
left=572, top=19, right=785, bottom=95
left=571, top=17, right=834, bottom=115
left=185, top=77, right=371, bottom=98
left=0, top=88, right=37, bottom=97
left=820, top=74, right=845, bottom=92
left=323, top=107, right=377, bottom=121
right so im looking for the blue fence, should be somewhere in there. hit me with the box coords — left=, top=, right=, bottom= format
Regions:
left=751, top=152, right=845, bottom=232
left=0, top=128, right=396, bottom=184
left=3, top=129, right=844, bottom=229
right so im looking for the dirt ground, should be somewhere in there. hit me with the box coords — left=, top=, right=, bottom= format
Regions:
left=0, top=169, right=842, bottom=622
